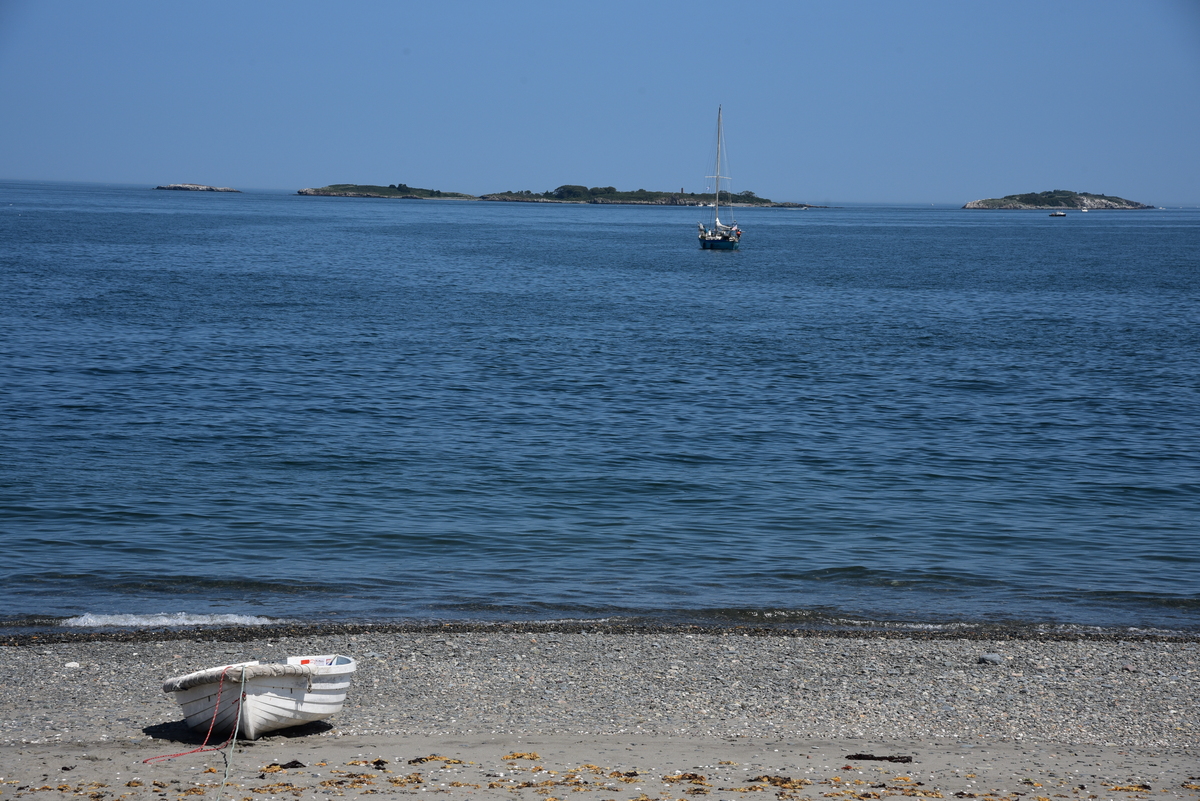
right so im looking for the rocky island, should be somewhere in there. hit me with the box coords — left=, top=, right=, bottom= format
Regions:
left=155, top=183, right=240, bottom=192
left=299, top=183, right=816, bottom=207
left=298, top=183, right=474, bottom=200
left=964, top=189, right=1151, bottom=210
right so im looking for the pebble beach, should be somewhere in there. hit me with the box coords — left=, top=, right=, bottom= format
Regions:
left=1, top=626, right=1197, bottom=800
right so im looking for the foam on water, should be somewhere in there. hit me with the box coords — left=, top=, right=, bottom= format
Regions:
left=62, top=612, right=278, bottom=628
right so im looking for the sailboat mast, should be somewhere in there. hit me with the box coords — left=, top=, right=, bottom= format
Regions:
left=713, top=105, right=723, bottom=222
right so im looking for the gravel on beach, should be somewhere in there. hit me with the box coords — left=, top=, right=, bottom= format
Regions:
left=1, top=626, right=1196, bottom=800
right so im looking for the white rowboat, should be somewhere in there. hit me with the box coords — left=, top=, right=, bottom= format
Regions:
left=163, top=654, right=356, bottom=740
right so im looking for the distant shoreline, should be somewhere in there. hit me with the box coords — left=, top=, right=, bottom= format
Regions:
left=297, top=184, right=820, bottom=208
left=299, top=192, right=820, bottom=209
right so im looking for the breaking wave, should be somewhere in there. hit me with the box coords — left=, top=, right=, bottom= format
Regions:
left=62, top=612, right=279, bottom=628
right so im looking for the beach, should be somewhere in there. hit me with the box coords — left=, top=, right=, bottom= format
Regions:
left=2, top=627, right=1197, bottom=799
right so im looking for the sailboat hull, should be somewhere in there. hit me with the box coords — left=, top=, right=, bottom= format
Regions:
left=700, top=239, right=739, bottom=250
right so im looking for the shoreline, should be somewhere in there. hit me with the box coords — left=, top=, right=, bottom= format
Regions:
left=3, top=628, right=1195, bottom=798
left=5, top=620, right=1200, bottom=647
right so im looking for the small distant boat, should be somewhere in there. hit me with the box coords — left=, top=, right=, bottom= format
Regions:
left=1049, top=211, right=1067, bottom=217
left=697, top=106, right=742, bottom=250
left=163, top=654, right=356, bottom=740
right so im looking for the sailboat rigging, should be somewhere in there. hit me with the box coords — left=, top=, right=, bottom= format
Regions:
left=697, top=105, right=742, bottom=250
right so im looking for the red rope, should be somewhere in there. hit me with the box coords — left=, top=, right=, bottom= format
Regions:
left=144, top=667, right=241, bottom=763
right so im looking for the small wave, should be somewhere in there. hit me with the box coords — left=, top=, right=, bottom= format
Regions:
left=62, top=612, right=279, bottom=628
left=824, top=616, right=982, bottom=631
left=709, top=609, right=989, bottom=631
left=1027, top=621, right=1192, bottom=637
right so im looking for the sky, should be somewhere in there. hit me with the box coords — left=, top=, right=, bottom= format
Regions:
left=1, top=0, right=1198, bottom=205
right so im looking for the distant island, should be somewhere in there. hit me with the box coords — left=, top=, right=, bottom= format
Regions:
left=155, top=183, right=240, bottom=193
left=298, top=183, right=815, bottom=208
left=963, top=190, right=1151, bottom=210
left=297, top=183, right=474, bottom=200
left=479, top=185, right=811, bottom=207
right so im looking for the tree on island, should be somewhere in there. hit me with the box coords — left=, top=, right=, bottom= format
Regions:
left=388, top=182, right=444, bottom=197
left=552, top=185, right=591, bottom=201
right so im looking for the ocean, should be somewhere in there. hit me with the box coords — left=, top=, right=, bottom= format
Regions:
left=2, top=180, right=1198, bottom=635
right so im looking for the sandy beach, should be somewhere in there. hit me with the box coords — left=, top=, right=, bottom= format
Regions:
left=2, top=626, right=1197, bottom=800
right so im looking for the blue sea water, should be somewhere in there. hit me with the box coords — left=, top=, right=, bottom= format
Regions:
left=2, top=180, right=1198, bottom=634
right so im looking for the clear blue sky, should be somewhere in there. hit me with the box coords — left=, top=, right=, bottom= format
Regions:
left=1, top=0, right=1197, bottom=205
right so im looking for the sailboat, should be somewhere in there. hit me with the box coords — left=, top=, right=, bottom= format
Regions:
left=697, top=105, right=742, bottom=250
